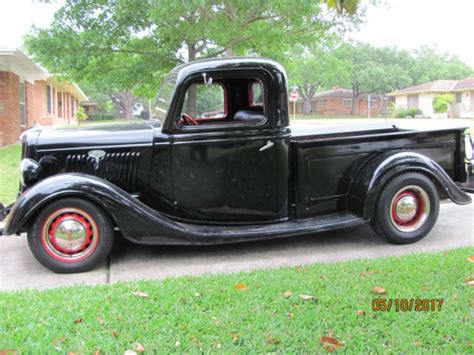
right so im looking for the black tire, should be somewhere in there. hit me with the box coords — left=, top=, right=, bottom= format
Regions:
left=27, top=198, right=114, bottom=273
left=371, top=172, right=439, bottom=244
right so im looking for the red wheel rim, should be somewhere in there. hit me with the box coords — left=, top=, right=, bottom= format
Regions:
left=41, top=208, right=99, bottom=263
left=389, top=185, right=430, bottom=232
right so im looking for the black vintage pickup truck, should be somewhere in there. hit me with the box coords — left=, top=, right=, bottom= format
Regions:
left=1, top=57, right=473, bottom=273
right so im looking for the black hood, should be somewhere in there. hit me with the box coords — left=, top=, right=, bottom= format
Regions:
left=34, top=121, right=160, bottom=151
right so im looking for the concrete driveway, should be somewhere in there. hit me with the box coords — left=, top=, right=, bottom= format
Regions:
left=1, top=202, right=472, bottom=291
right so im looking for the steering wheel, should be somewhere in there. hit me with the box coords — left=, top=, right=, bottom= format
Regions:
left=182, top=113, right=199, bottom=126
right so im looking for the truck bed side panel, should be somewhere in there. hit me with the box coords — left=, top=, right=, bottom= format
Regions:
left=292, top=130, right=460, bottom=218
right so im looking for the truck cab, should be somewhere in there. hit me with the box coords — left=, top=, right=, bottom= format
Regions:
left=150, top=58, right=290, bottom=224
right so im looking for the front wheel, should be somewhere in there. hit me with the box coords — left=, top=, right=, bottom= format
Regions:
left=27, top=198, right=114, bottom=273
left=371, top=172, right=439, bottom=244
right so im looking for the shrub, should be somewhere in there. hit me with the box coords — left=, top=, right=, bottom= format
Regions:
left=433, top=94, right=455, bottom=113
left=391, top=106, right=422, bottom=118
left=76, top=106, right=88, bottom=126
left=88, top=113, right=116, bottom=121
left=407, top=108, right=422, bottom=117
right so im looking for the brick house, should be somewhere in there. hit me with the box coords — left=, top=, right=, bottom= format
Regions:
left=296, top=88, right=389, bottom=116
left=0, top=48, right=88, bottom=146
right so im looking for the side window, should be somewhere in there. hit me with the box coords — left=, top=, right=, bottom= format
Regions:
left=249, top=81, right=263, bottom=106
left=181, top=83, right=226, bottom=119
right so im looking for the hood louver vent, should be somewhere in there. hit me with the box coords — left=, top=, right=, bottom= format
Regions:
left=65, top=152, right=140, bottom=189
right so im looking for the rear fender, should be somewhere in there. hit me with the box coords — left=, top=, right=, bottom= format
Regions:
left=349, top=152, right=472, bottom=220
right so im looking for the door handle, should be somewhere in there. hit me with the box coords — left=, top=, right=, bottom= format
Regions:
left=259, top=140, right=274, bottom=152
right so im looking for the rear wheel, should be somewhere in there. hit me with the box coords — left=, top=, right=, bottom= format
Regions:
left=27, top=198, right=114, bottom=273
left=371, top=172, right=439, bottom=244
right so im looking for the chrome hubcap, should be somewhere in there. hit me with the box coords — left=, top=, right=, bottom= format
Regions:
left=41, top=207, right=99, bottom=262
left=54, top=219, right=87, bottom=253
left=390, top=185, right=430, bottom=233
left=395, top=195, right=418, bottom=221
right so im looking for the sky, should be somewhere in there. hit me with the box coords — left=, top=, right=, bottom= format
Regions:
left=0, top=0, right=473, bottom=67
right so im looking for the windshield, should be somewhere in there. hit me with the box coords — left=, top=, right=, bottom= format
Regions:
left=152, top=73, right=177, bottom=124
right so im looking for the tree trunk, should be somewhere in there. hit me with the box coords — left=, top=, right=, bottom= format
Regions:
left=302, top=98, right=312, bottom=115
left=110, top=91, right=135, bottom=120
left=297, top=84, right=318, bottom=116
left=186, top=44, right=198, bottom=116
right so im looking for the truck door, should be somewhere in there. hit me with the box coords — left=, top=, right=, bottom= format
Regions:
left=169, top=76, right=289, bottom=224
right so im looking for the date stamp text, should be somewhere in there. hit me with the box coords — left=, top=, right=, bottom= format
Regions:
left=372, top=298, right=444, bottom=312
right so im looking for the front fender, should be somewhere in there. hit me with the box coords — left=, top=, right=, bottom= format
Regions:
left=349, top=152, right=471, bottom=220
left=4, top=173, right=184, bottom=242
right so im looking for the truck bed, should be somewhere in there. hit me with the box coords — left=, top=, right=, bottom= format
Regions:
left=289, top=122, right=467, bottom=218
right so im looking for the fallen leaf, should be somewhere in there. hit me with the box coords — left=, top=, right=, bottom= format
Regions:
left=266, top=333, right=281, bottom=345
left=74, top=318, right=83, bottom=324
left=283, top=291, right=292, bottom=298
left=55, top=336, right=67, bottom=344
left=467, top=280, right=474, bottom=287
left=175, top=341, right=181, bottom=348
left=299, top=294, right=318, bottom=302
left=370, top=286, right=386, bottom=294
left=231, top=333, right=240, bottom=341
left=191, top=335, right=201, bottom=348
left=132, top=291, right=149, bottom=298
left=357, top=310, right=366, bottom=316
left=124, top=351, right=137, bottom=355
left=289, top=312, right=294, bottom=319
left=0, top=350, right=17, bottom=355
left=135, top=343, right=145, bottom=353
left=321, top=336, right=341, bottom=352
left=466, top=276, right=473, bottom=282
left=195, top=292, right=203, bottom=297
left=467, top=340, right=472, bottom=348
left=360, top=270, right=381, bottom=277
left=468, top=256, right=474, bottom=262
left=112, top=331, right=119, bottom=338
left=234, top=283, right=248, bottom=291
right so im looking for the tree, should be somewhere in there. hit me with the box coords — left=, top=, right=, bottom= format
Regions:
left=333, top=42, right=414, bottom=114
left=409, top=46, right=474, bottom=84
left=25, top=0, right=366, bottom=118
left=286, top=44, right=350, bottom=115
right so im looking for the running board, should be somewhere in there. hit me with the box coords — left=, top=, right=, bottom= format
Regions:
left=136, top=212, right=367, bottom=245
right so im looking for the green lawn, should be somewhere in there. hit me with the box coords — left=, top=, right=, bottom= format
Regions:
left=1, top=248, right=473, bottom=353
left=0, top=144, right=21, bottom=205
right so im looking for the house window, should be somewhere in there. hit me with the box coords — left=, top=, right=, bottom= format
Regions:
left=456, top=93, right=462, bottom=103
left=319, top=99, right=326, bottom=107
left=343, top=98, right=352, bottom=107
left=407, top=94, right=418, bottom=109
left=46, top=85, right=52, bottom=114
left=19, top=82, right=26, bottom=126
left=71, top=96, right=75, bottom=117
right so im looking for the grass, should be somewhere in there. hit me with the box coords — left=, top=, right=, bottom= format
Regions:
left=1, top=248, right=473, bottom=353
left=0, top=144, right=21, bottom=205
